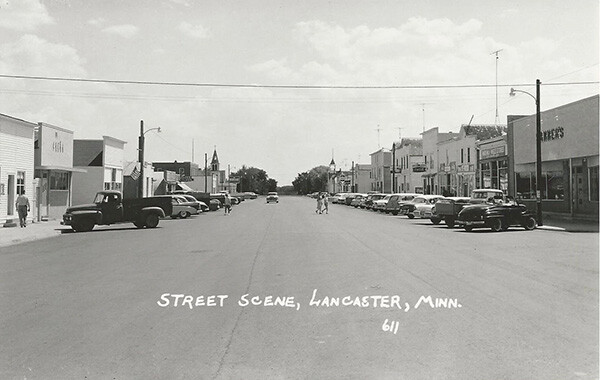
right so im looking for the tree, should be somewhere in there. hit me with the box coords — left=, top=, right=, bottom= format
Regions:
left=292, top=165, right=329, bottom=195
left=232, top=166, right=277, bottom=195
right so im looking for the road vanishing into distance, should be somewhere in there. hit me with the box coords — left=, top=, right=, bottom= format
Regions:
left=1, top=196, right=598, bottom=379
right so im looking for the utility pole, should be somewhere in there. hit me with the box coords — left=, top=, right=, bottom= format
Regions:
left=535, top=79, right=543, bottom=226
left=351, top=161, right=355, bottom=192
left=192, top=139, right=194, bottom=163
left=204, top=153, right=208, bottom=193
left=392, top=142, right=396, bottom=193
left=491, top=49, right=503, bottom=127
left=138, top=120, right=144, bottom=198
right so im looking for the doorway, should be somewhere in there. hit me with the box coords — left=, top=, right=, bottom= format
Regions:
left=7, top=174, right=14, bottom=215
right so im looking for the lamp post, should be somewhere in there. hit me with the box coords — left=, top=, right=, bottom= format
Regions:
left=138, top=120, right=161, bottom=198
left=510, top=79, right=543, bottom=226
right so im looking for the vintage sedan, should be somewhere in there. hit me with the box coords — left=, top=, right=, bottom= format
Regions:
left=412, top=195, right=446, bottom=219
left=266, top=192, right=279, bottom=203
left=350, top=194, right=368, bottom=208
left=457, top=198, right=537, bottom=232
left=363, top=193, right=385, bottom=210
left=180, top=194, right=208, bottom=212
left=157, top=195, right=200, bottom=219
left=385, top=193, right=419, bottom=215
left=372, top=194, right=392, bottom=212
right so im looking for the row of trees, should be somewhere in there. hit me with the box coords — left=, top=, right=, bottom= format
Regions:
left=292, top=166, right=329, bottom=195
left=231, top=165, right=277, bottom=195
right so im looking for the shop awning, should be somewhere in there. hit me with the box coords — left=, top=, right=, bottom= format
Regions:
left=35, top=165, right=87, bottom=173
left=176, top=182, right=195, bottom=192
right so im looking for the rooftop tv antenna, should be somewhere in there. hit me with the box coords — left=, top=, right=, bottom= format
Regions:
left=491, top=49, right=503, bottom=127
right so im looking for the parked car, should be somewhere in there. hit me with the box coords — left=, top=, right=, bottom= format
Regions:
left=244, top=192, right=258, bottom=199
left=337, top=193, right=349, bottom=205
left=385, top=193, right=419, bottom=215
left=329, top=193, right=342, bottom=204
left=208, top=199, right=221, bottom=211
left=180, top=194, right=208, bottom=212
left=372, top=194, right=392, bottom=212
left=157, top=195, right=199, bottom=219
left=431, top=197, right=470, bottom=226
left=344, top=193, right=359, bottom=205
left=408, top=195, right=446, bottom=219
left=62, top=191, right=172, bottom=232
left=457, top=197, right=537, bottom=232
left=266, top=192, right=279, bottom=203
left=363, top=193, right=385, bottom=210
left=350, top=194, right=367, bottom=208
left=435, top=189, right=505, bottom=228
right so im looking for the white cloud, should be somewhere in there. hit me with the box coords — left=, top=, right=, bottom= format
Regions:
left=0, top=0, right=54, bottom=31
left=87, top=17, right=106, bottom=27
left=178, top=21, right=209, bottom=39
left=0, top=34, right=87, bottom=76
left=102, top=24, right=139, bottom=39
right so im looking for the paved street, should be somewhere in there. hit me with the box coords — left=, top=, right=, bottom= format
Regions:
left=1, top=196, right=598, bottom=380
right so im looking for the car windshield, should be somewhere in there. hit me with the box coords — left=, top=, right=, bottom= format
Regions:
left=383, top=195, right=391, bottom=200
left=268, top=192, right=277, bottom=195
left=414, top=198, right=425, bottom=203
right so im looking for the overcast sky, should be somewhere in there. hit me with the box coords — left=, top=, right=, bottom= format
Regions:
left=1, top=0, right=598, bottom=185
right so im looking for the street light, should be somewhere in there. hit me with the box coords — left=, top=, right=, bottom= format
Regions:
left=138, top=120, right=161, bottom=198
left=509, top=79, right=543, bottom=226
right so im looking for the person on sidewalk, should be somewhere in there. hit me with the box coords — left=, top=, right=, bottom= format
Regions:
left=223, top=194, right=232, bottom=215
left=16, top=191, right=31, bottom=228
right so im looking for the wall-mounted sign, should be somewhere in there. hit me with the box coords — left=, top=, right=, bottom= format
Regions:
left=480, top=145, right=506, bottom=159
left=541, top=126, right=565, bottom=142
left=39, top=126, right=73, bottom=168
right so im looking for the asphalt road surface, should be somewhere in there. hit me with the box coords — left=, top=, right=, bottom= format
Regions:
left=1, top=196, right=598, bottom=379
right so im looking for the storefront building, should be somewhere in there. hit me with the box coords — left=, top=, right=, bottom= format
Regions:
left=421, top=127, right=455, bottom=195
left=34, top=122, right=82, bottom=220
left=508, top=95, right=599, bottom=217
left=71, top=136, right=126, bottom=205
left=476, top=135, right=508, bottom=193
left=370, top=148, right=391, bottom=193
left=0, top=113, right=36, bottom=225
left=393, top=138, right=424, bottom=194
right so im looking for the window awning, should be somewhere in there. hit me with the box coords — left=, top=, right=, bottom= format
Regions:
left=35, top=165, right=87, bottom=173
left=176, top=182, right=195, bottom=192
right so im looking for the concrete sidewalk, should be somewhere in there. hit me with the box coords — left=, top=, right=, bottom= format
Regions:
left=0, top=220, right=68, bottom=248
left=537, top=213, right=599, bottom=233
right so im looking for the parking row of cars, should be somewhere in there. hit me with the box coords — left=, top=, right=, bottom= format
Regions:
left=164, top=191, right=259, bottom=218
left=330, top=189, right=537, bottom=232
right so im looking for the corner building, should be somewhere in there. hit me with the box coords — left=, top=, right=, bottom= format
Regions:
left=508, top=95, right=599, bottom=218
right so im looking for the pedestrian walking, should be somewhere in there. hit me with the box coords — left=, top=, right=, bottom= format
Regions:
left=322, top=193, right=329, bottom=214
left=16, top=191, right=31, bottom=227
left=223, top=194, right=232, bottom=215
left=316, top=194, right=323, bottom=214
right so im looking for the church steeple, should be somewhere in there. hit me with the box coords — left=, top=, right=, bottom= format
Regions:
left=211, top=146, right=219, bottom=171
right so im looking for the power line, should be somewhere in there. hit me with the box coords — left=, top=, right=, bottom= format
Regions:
left=0, top=73, right=597, bottom=89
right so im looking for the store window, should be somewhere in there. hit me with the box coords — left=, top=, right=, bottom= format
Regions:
left=17, top=171, right=25, bottom=195
left=481, top=162, right=491, bottom=188
left=499, top=160, right=508, bottom=192
left=544, top=171, right=564, bottom=200
left=50, top=172, right=69, bottom=190
left=590, top=166, right=599, bottom=201
left=516, top=171, right=563, bottom=200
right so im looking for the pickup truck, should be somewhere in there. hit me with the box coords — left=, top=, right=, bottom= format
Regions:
left=432, top=189, right=505, bottom=228
left=63, top=191, right=173, bottom=232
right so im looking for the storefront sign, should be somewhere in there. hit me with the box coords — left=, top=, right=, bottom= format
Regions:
left=39, top=126, right=73, bottom=168
left=541, top=126, right=565, bottom=142
left=480, top=145, right=506, bottom=159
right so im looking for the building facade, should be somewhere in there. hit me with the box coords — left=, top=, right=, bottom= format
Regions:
left=71, top=136, right=126, bottom=205
left=353, top=163, right=372, bottom=193
left=370, top=148, right=391, bottom=193
left=34, top=123, right=80, bottom=220
left=508, top=94, right=599, bottom=217
left=421, top=128, right=455, bottom=195
left=0, top=113, right=36, bottom=225
left=477, top=135, right=508, bottom=193
left=392, top=138, right=424, bottom=194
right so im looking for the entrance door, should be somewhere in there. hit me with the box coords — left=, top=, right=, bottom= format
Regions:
left=572, top=166, right=585, bottom=213
left=7, top=175, right=14, bottom=215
